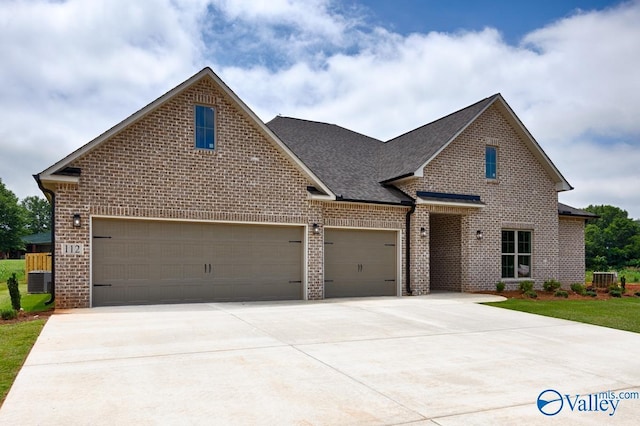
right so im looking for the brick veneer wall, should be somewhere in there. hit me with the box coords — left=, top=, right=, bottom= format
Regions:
left=397, top=103, right=561, bottom=291
left=558, top=217, right=586, bottom=286
left=53, top=77, right=321, bottom=308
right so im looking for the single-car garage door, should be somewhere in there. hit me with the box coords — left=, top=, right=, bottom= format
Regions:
left=324, top=228, right=397, bottom=298
left=92, top=219, right=303, bottom=306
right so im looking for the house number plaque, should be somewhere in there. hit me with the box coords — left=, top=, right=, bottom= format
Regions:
left=62, top=243, right=84, bottom=255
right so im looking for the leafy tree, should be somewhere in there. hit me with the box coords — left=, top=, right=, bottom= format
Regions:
left=585, top=205, right=640, bottom=269
left=21, top=195, right=51, bottom=234
left=0, top=178, right=25, bottom=254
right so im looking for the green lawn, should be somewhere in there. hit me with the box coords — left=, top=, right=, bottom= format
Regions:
left=484, top=297, right=640, bottom=333
left=0, top=320, right=47, bottom=405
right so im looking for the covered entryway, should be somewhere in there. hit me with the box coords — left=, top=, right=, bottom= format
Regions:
left=92, top=218, right=304, bottom=306
left=429, top=214, right=462, bottom=291
left=324, top=228, right=397, bottom=298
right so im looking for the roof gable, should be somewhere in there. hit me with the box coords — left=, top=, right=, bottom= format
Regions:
left=36, top=68, right=333, bottom=197
left=380, top=95, right=498, bottom=182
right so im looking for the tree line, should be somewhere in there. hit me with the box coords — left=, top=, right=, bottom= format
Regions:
left=0, top=178, right=51, bottom=257
left=584, top=205, right=640, bottom=270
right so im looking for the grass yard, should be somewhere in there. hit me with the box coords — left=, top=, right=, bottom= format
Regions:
left=0, top=259, right=52, bottom=313
left=484, top=297, right=640, bottom=333
left=0, top=320, right=47, bottom=405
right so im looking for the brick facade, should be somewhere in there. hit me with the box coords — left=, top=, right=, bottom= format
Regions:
left=41, top=71, right=586, bottom=308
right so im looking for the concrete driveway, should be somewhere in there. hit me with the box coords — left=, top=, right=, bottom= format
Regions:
left=1, top=294, right=640, bottom=425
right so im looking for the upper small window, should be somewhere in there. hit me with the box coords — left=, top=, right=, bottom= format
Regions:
left=485, top=146, right=497, bottom=179
left=195, top=105, right=215, bottom=150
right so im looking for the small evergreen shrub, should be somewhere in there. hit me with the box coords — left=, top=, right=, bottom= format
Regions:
left=570, top=283, right=586, bottom=295
left=608, top=284, right=621, bottom=294
left=554, top=290, right=569, bottom=298
left=609, top=289, right=622, bottom=298
left=7, top=272, right=21, bottom=311
left=496, top=281, right=505, bottom=293
left=1, top=309, right=17, bottom=320
left=525, top=290, right=538, bottom=298
left=543, top=279, right=562, bottom=292
left=519, top=281, right=534, bottom=293
left=586, top=290, right=597, bottom=297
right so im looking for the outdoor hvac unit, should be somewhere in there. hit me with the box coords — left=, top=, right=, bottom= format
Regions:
left=28, top=271, right=52, bottom=294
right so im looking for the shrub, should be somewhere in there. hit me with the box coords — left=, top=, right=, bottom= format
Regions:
left=543, top=279, right=562, bottom=292
left=496, top=281, right=505, bottom=293
left=570, top=283, right=586, bottom=296
left=554, top=290, right=569, bottom=298
left=7, top=272, right=21, bottom=311
left=519, top=281, right=534, bottom=293
left=1, top=308, right=17, bottom=320
left=608, top=284, right=621, bottom=294
left=586, top=290, right=597, bottom=297
left=610, top=289, right=622, bottom=298
left=635, top=292, right=640, bottom=297
left=525, top=290, right=538, bottom=298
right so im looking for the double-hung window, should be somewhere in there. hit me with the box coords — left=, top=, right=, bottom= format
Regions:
left=485, top=146, right=497, bottom=179
left=195, top=105, right=215, bottom=150
left=502, top=230, right=532, bottom=278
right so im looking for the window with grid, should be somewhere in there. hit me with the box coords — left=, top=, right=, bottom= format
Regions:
left=501, top=230, right=532, bottom=278
left=485, top=146, right=497, bottom=179
left=195, top=105, right=215, bottom=150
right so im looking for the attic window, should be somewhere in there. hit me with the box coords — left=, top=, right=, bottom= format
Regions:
left=195, top=105, right=215, bottom=150
left=485, top=146, right=497, bottom=179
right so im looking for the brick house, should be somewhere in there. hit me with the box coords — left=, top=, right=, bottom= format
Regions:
left=35, top=67, right=595, bottom=308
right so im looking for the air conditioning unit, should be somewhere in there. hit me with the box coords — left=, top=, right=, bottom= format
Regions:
left=28, top=271, right=52, bottom=294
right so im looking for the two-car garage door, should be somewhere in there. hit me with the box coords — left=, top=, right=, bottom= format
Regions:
left=92, top=219, right=303, bottom=306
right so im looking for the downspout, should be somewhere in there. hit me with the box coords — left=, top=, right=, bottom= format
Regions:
left=34, top=174, right=55, bottom=306
left=405, top=203, right=416, bottom=295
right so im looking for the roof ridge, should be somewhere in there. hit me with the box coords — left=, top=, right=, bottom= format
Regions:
left=268, top=116, right=384, bottom=143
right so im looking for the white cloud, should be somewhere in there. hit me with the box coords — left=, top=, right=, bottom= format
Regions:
left=1, top=0, right=639, bottom=219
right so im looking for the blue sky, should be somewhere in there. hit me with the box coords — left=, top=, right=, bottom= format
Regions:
left=0, top=0, right=638, bottom=218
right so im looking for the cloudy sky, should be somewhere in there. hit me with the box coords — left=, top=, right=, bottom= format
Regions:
left=1, top=0, right=639, bottom=218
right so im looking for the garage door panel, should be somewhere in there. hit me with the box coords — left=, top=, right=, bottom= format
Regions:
left=92, top=219, right=303, bottom=306
left=324, top=229, right=397, bottom=298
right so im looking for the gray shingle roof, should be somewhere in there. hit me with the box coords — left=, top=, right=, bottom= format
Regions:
left=380, top=94, right=499, bottom=181
left=558, top=203, right=598, bottom=218
left=267, top=117, right=411, bottom=203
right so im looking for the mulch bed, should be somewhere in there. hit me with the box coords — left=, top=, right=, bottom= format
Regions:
left=477, top=283, right=640, bottom=301
left=1, top=309, right=55, bottom=325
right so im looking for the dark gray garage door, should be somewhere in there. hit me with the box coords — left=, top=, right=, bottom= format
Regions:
left=324, top=228, right=397, bottom=298
left=92, top=219, right=303, bottom=306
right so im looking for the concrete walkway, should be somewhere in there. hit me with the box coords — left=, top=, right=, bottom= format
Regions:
left=1, top=294, right=639, bottom=425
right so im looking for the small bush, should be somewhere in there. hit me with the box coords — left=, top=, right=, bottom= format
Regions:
left=570, top=283, right=586, bottom=295
left=610, top=289, right=622, bottom=298
left=608, top=284, right=621, bottom=294
left=554, top=290, right=569, bottom=298
left=1, top=308, right=17, bottom=320
left=496, top=281, right=505, bottom=293
left=586, top=290, right=597, bottom=297
left=7, top=272, right=21, bottom=311
left=525, top=290, right=538, bottom=298
left=543, top=279, right=562, bottom=292
left=519, top=281, right=534, bottom=293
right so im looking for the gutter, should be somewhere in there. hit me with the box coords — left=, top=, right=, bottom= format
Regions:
left=405, top=203, right=416, bottom=295
left=33, top=174, right=55, bottom=306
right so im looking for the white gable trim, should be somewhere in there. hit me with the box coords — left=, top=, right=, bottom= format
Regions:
left=37, top=68, right=335, bottom=198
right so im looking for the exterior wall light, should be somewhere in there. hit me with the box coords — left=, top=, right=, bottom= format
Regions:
left=312, top=223, right=321, bottom=234
left=420, top=227, right=427, bottom=237
left=73, top=214, right=81, bottom=228
left=476, top=230, right=483, bottom=240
